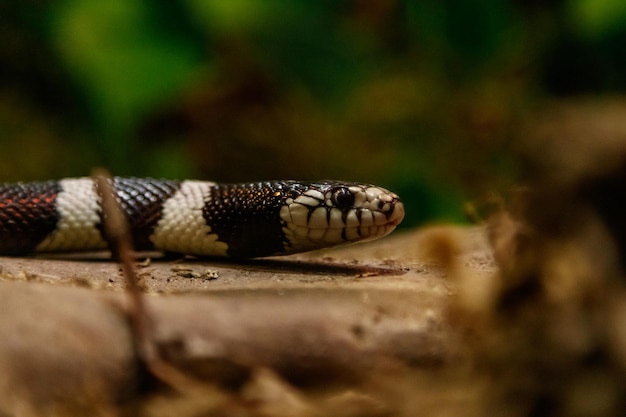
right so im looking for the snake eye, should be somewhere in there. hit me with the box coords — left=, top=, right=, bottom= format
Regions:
left=331, top=187, right=355, bottom=208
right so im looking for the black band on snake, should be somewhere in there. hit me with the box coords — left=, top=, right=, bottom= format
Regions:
left=0, top=178, right=404, bottom=258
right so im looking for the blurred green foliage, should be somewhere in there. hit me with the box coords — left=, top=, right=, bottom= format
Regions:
left=2, top=0, right=626, bottom=227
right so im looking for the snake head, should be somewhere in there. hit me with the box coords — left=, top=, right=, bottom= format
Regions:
left=278, top=180, right=405, bottom=253
left=199, top=180, right=403, bottom=257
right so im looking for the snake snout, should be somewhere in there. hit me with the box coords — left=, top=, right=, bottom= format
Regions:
left=387, top=200, right=405, bottom=226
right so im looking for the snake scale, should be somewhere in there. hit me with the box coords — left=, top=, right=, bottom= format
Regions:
left=0, top=178, right=404, bottom=258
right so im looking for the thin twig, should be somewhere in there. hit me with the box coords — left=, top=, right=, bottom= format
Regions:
left=93, top=169, right=156, bottom=363
left=93, top=169, right=209, bottom=393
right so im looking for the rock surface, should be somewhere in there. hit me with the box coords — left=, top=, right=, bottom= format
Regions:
left=0, top=226, right=496, bottom=416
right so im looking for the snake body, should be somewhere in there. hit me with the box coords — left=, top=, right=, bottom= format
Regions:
left=0, top=178, right=404, bottom=258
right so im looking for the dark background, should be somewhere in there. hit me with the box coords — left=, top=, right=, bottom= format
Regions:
left=2, top=0, right=625, bottom=228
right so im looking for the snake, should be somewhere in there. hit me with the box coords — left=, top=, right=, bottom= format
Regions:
left=0, top=178, right=404, bottom=258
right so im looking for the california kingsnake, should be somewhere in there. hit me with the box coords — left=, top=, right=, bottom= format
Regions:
left=0, top=178, right=404, bottom=258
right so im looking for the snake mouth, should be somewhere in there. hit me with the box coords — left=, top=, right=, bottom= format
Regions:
left=280, top=197, right=405, bottom=248
left=343, top=200, right=405, bottom=242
